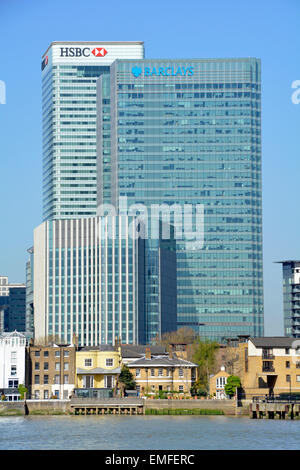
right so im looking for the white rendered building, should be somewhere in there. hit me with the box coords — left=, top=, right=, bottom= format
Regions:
left=0, top=331, right=26, bottom=401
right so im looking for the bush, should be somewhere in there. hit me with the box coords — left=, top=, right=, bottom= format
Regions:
left=190, top=380, right=207, bottom=397
left=224, top=376, right=241, bottom=397
left=18, top=384, right=28, bottom=400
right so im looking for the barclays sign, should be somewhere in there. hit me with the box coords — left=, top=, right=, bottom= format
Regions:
left=131, top=65, right=194, bottom=78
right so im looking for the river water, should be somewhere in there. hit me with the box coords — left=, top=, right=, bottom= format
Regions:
left=0, top=415, right=299, bottom=450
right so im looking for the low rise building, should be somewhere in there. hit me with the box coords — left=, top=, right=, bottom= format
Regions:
left=209, top=366, right=230, bottom=399
left=0, top=331, right=26, bottom=401
left=74, top=346, right=121, bottom=398
left=26, top=343, right=76, bottom=399
left=242, top=337, right=300, bottom=397
left=127, top=347, right=197, bottom=396
left=219, top=336, right=300, bottom=398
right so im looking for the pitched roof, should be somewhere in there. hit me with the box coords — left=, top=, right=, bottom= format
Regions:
left=121, top=345, right=167, bottom=358
left=128, top=354, right=197, bottom=368
left=77, top=345, right=116, bottom=352
left=250, top=337, right=296, bottom=348
left=0, top=330, right=26, bottom=339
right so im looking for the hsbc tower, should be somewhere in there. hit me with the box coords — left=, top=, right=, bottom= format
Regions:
left=42, top=41, right=144, bottom=220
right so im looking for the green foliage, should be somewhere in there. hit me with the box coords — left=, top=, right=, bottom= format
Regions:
left=224, top=375, right=241, bottom=397
left=192, top=338, right=219, bottom=388
left=18, top=384, right=28, bottom=400
left=190, top=379, right=207, bottom=397
left=118, top=365, right=136, bottom=390
left=158, top=390, right=166, bottom=399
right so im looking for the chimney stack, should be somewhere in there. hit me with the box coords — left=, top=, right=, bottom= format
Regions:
left=145, top=347, right=151, bottom=360
left=72, top=332, right=78, bottom=349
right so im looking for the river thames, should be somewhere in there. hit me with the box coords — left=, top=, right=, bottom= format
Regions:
left=0, top=415, right=299, bottom=449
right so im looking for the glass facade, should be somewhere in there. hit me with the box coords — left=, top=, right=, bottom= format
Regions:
left=42, top=42, right=144, bottom=221
left=34, top=216, right=177, bottom=346
left=278, top=261, right=300, bottom=337
left=104, top=58, right=264, bottom=342
left=26, top=248, right=34, bottom=335
left=46, top=217, right=141, bottom=345
left=0, top=287, right=26, bottom=332
left=42, top=63, right=110, bottom=220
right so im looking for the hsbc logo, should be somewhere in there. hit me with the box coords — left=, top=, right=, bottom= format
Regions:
left=41, top=55, right=48, bottom=71
left=60, top=47, right=108, bottom=58
left=91, top=48, right=107, bottom=57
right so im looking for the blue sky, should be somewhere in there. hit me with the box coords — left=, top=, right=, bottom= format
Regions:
left=0, top=0, right=299, bottom=335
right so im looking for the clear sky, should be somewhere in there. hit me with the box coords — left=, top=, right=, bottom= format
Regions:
left=0, top=0, right=299, bottom=336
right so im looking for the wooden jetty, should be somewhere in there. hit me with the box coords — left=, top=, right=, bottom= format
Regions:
left=70, top=397, right=144, bottom=416
left=250, top=397, right=300, bottom=419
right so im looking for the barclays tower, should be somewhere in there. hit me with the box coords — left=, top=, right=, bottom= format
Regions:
left=97, top=58, right=264, bottom=342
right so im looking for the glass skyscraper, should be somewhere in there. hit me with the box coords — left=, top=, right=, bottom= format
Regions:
left=277, top=260, right=300, bottom=337
left=25, top=248, right=34, bottom=335
left=36, top=42, right=178, bottom=347
left=99, top=58, right=264, bottom=342
left=0, top=284, right=26, bottom=332
left=38, top=44, right=264, bottom=345
left=33, top=216, right=177, bottom=346
left=42, top=41, right=144, bottom=220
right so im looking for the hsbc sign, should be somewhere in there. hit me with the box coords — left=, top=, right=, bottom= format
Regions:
left=60, top=47, right=108, bottom=57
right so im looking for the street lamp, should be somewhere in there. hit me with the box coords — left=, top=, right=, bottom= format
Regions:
left=287, top=374, right=292, bottom=400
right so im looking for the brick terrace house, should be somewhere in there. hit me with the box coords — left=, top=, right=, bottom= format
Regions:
left=26, top=343, right=75, bottom=399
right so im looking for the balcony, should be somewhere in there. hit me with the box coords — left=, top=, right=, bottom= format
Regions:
left=262, top=362, right=275, bottom=373
left=262, top=352, right=274, bottom=360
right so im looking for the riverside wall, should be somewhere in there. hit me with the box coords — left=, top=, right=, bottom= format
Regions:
left=0, top=399, right=70, bottom=416
left=0, top=398, right=249, bottom=416
left=0, top=401, right=25, bottom=416
left=144, top=399, right=245, bottom=416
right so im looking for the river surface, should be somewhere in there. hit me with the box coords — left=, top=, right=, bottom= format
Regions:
left=0, top=415, right=299, bottom=450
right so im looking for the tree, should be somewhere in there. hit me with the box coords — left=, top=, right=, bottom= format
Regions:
left=215, top=343, right=247, bottom=377
left=153, top=327, right=198, bottom=361
left=192, top=339, right=219, bottom=390
left=18, top=384, right=28, bottom=400
left=190, top=379, right=207, bottom=397
left=118, top=365, right=136, bottom=390
left=155, top=327, right=197, bottom=346
left=224, top=375, right=241, bottom=397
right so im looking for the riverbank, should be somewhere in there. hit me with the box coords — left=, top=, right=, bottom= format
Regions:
left=0, top=398, right=249, bottom=417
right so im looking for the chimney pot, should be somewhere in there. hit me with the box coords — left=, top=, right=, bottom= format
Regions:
left=145, top=347, right=151, bottom=360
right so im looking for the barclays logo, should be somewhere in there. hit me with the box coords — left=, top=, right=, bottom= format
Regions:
left=132, top=66, right=142, bottom=78
left=131, top=65, right=194, bottom=78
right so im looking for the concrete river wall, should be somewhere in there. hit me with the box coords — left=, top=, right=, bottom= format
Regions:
left=0, top=398, right=248, bottom=416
